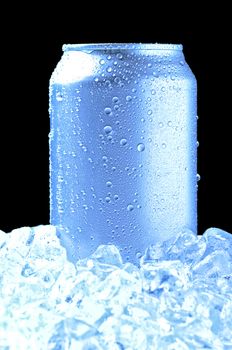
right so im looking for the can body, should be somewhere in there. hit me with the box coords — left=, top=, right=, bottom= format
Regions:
left=49, top=43, right=197, bottom=264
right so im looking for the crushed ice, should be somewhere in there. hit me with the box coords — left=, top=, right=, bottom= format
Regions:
left=0, top=225, right=231, bottom=349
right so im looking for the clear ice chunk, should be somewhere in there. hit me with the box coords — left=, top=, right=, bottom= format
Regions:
left=0, top=225, right=232, bottom=349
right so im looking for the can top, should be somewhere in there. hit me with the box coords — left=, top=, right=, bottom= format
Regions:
left=63, top=43, right=183, bottom=52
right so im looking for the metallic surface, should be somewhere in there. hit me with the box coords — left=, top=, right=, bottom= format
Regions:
left=49, top=43, right=197, bottom=264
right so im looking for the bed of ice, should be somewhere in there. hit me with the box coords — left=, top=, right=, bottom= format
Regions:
left=0, top=225, right=231, bottom=349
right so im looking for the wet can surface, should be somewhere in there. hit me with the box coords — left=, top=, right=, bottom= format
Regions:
left=49, top=43, right=197, bottom=264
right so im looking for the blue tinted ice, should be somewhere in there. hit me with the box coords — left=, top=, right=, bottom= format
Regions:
left=0, top=225, right=231, bottom=349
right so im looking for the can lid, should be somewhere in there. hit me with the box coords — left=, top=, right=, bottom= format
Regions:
left=63, top=43, right=183, bottom=52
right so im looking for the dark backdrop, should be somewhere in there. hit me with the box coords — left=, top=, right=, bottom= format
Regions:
left=0, top=7, right=231, bottom=235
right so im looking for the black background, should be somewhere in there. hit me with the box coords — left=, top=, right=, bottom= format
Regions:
left=0, top=7, right=231, bottom=235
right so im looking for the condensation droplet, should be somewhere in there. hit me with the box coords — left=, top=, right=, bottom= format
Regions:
left=180, top=60, right=185, bottom=66
left=151, top=89, right=156, bottom=95
left=197, top=174, right=201, bottom=182
left=161, top=87, right=166, bottom=92
left=120, top=138, right=127, bottom=146
left=161, top=143, right=167, bottom=149
left=112, top=96, right=119, bottom=103
left=136, top=251, right=142, bottom=259
left=106, top=181, right=112, bottom=187
left=126, top=95, right=132, bottom=102
left=137, top=143, right=145, bottom=152
left=117, top=53, right=123, bottom=60
left=56, top=92, right=63, bottom=101
left=103, top=125, right=112, bottom=134
left=105, top=196, right=111, bottom=203
left=168, top=121, right=172, bottom=127
left=197, top=141, right=199, bottom=147
left=127, top=204, right=134, bottom=212
left=147, top=110, right=152, bottom=116
left=104, top=107, right=112, bottom=115
left=100, top=59, right=105, bottom=65
left=148, top=138, right=152, bottom=143
left=114, top=194, right=119, bottom=200
left=107, top=67, right=112, bottom=73
left=159, top=122, right=164, bottom=128
left=102, top=156, right=108, bottom=162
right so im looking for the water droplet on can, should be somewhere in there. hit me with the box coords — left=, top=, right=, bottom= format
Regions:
left=56, top=92, right=63, bottom=101
left=137, top=143, right=145, bottom=152
left=105, top=196, right=111, bottom=203
left=104, top=107, right=112, bottom=115
left=127, top=204, right=134, bottom=212
left=103, top=125, right=112, bottom=134
left=106, top=181, right=112, bottom=187
left=120, top=138, right=127, bottom=146
left=197, top=174, right=201, bottom=182
left=161, top=143, right=167, bottom=149
left=126, top=95, right=132, bottom=102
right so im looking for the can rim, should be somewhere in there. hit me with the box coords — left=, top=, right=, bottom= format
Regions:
left=62, top=43, right=183, bottom=51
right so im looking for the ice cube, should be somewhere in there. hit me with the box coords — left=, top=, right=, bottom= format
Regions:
left=0, top=225, right=232, bottom=349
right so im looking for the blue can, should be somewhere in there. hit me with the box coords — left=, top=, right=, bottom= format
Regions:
left=49, top=43, right=197, bottom=264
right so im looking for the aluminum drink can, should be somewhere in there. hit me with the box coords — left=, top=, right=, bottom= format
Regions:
left=49, top=43, right=197, bottom=264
